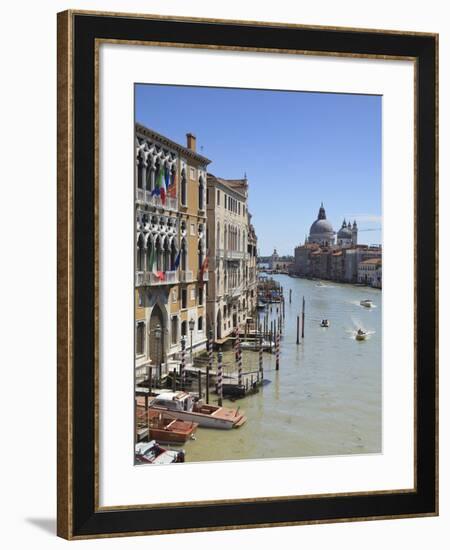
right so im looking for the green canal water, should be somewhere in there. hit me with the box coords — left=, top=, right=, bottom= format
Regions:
left=184, top=274, right=382, bottom=462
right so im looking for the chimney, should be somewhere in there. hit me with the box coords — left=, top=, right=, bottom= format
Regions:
left=186, top=133, right=196, bottom=152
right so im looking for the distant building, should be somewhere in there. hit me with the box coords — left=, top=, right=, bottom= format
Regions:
left=269, top=248, right=294, bottom=271
left=358, top=258, right=382, bottom=288
left=292, top=203, right=380, bottom=285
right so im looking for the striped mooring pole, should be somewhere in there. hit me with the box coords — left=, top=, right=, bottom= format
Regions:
left=180, top=336, right=186, bottom=389
left=208, top=329, right=214, bottom=372
left=275, top=330, right=280, bottom=371
left=217, top=351, right=223, bottom=406
left=258, top=335, right=264, bottom=382
left=235, top=327, right=243, bottom=386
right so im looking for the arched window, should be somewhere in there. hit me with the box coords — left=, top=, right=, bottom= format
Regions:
left=137, top=234, right=145, bottom=271
left=146, top=237, right=154, bottom=271
left=198, top=317, right=203, bottom=331
left=155, top=236, right=163, bottom=271
left=146, top=161, right=154, bottom=192
left=163, top=237, right=170, bottom=272
left=137, top=157, right=144, bottom=189
left=180, top=169, right=187, bottom=206
left=198, top=239, right=204, bottom=271
left=171, top=316, right=178, bottom=345
left=181, top=238, right=187, bottom=271
left=198, top=177, right=205, bottom=210
left=170, top=239, right=178, bottom=270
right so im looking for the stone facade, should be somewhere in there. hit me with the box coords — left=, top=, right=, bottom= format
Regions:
left=135, top=124, right=211, bottom=381
left=206, top=174, right=257, bottom=342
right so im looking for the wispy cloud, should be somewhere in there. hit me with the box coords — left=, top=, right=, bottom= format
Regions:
left=347, top=214, right=382, bottom=224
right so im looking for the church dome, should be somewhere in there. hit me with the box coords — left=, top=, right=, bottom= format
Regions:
left=310, top=218, right=334, bottom=235
left=337, top=226, right=352, bottom=239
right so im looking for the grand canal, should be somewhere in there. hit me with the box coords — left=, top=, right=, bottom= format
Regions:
left=184, top=274, right=382, bottom=463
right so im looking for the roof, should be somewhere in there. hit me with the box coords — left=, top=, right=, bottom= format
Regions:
left=136, top=122, right=212, bottom=165
left=207, top=173, right=248, bottom=199
left=360, top=258, right=382, bottom=265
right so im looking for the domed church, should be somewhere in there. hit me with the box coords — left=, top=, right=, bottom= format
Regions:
left=337, top=218, right=358, bottom=247
left=308, top=203, right=335, bottom=246
left=308, top=203, right=357, bottom=248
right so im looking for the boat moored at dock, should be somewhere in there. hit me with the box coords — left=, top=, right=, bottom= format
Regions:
left=135, top=440, right=185, bottom=464
left=149, top=391, right=247, bottom=429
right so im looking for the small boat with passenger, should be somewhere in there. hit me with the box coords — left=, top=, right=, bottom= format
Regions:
left=320, top=319, right=330, bottom=328
left=360, top=299, right=373, bottom=308
left=355, top=329, right=368, bottom=341
left=135, top=440, right=185, bottom=464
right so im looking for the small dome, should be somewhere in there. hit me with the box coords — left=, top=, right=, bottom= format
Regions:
left=337, top=226, right=352, bottom=239
left=310, top=218, right=334, bottom=235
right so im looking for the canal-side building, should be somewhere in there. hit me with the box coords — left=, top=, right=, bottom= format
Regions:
left=358, top=258, right=382, bottom=288
left=135, top=124, right=211, bottom=382
left=206, top=174, right=257, bottom=342
left=269, top=248, right=294, bottom=272
left=292, top=203, right=380, bottom=284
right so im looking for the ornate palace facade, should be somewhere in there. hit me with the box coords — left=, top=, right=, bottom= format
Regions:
left=135, top=124, right=210, bottom=382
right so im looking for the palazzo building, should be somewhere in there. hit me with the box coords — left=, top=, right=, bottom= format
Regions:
left=206, top=174, right=258, bottom=342
left=135, top=123, right=211, bottom=382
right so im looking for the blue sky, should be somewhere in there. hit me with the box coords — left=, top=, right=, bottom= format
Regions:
left=135, top=84, right=381, bottom=256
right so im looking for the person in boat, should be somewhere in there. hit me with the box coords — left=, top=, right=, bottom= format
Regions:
left=357, top=328, right=365, bottom=335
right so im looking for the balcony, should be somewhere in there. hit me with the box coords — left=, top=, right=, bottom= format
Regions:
left=135, top=189, right=178, bottom=212
left=135, top=271, right=144, bottom=286
left=135, top=270, right=179, bottom=286
left=224, top=250, right=245, bottom=260
left=180, top=270, right=193, bottom=283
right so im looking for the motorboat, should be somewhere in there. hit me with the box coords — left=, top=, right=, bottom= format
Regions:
left=135, top=440, right=185, bottom=464
left=149, top=391, right=247, bottom=429
left=240, top=339, right=275, bottom=351
left=355, top=329, right=368, bottom=341
left=320, top=319, right=330, bottom=328
left=137, top=408, right=198, bottom=444
left=360, top=299, right=373, bottom=308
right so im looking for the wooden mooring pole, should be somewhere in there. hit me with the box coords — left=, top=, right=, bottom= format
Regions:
left=289, top=288, right=292, bottom=303
left=302, top=296, right=305, bottom=339
left=180, top=336, right=186, bottom=390
left=206, top=366, right=210, bottom=404
left=275, top=329, right=280, bottom=370
left=198, top=369, right=202, bottom=399
left=296, top=315, right=300, bottom=345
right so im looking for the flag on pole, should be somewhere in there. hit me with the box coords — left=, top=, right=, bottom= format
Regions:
left=167, top=169, right=177, bottom=199
left=173, top=249, right=181, bottom=270
left=199, top=255, right=209, bottom=286
left=147, top=244, right=165, bottom=281
left=151, top=165, right=166, bottom=205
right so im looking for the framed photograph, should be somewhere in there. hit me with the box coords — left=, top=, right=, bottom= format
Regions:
left=57, top=10, right=438, bottom=539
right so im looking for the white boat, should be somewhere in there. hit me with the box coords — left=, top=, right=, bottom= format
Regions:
left=135, top=440, right=185, bottom=464
left=240, top=339, right=274, bottom=351
left=360, top=299, right=373, bottom=308
left=149, top=391, right=247, bottom=429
